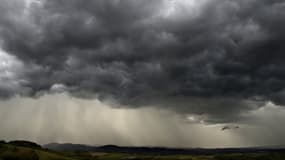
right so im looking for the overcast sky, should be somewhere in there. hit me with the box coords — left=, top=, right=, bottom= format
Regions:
left=0, top=0, right=285, bottom=148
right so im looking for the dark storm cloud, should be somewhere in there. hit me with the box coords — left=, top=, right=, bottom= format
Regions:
left=0, top=0, right=285, bottom=123
left=221, top=125, right=239, bottom=131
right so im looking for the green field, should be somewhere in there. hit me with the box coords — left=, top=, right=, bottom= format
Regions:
left=1, top=142, right=285, bottom=160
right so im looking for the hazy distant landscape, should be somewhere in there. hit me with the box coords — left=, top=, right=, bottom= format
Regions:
left=1, top=140, right=285, bottom=160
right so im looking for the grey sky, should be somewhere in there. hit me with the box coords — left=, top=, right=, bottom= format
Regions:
left=0, top=0, right=285, bottom=147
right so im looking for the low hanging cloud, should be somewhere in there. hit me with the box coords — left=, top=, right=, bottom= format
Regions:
left=221, top=125, right=240, bottom=131
left=0, top=0, right=285, bottom=123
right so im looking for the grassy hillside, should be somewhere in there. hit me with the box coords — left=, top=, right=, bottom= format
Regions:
left=0, top=142, right=76, bottom=160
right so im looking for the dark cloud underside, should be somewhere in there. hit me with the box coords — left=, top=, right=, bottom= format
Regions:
left=0, top=0, right=285, bottom=123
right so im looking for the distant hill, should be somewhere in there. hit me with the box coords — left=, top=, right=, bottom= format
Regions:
left=8, top=140, right=42, bottom=149
left=43, top=143, right=96, bottom=152
left=43, top=143, right=285, bottom=155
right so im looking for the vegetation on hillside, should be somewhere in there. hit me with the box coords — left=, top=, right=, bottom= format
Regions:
left=1, top=140, right=285, bottom=160
left=8, top=140, right=41, bottom=149
left=0, top=141, right=75, bottom=160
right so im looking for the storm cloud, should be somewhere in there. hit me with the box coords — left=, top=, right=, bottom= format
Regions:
left=0, top=0, right=285, bottom=123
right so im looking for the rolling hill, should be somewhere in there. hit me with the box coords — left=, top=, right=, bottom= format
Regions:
left=0, top=141, right=76, bottom=160
left=1, top=140, right=285, bottom=160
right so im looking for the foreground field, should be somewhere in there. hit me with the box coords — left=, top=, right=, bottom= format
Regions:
left=70, top=152, right=285, bottom=160
left=1, top=141, right=285, bottom=160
